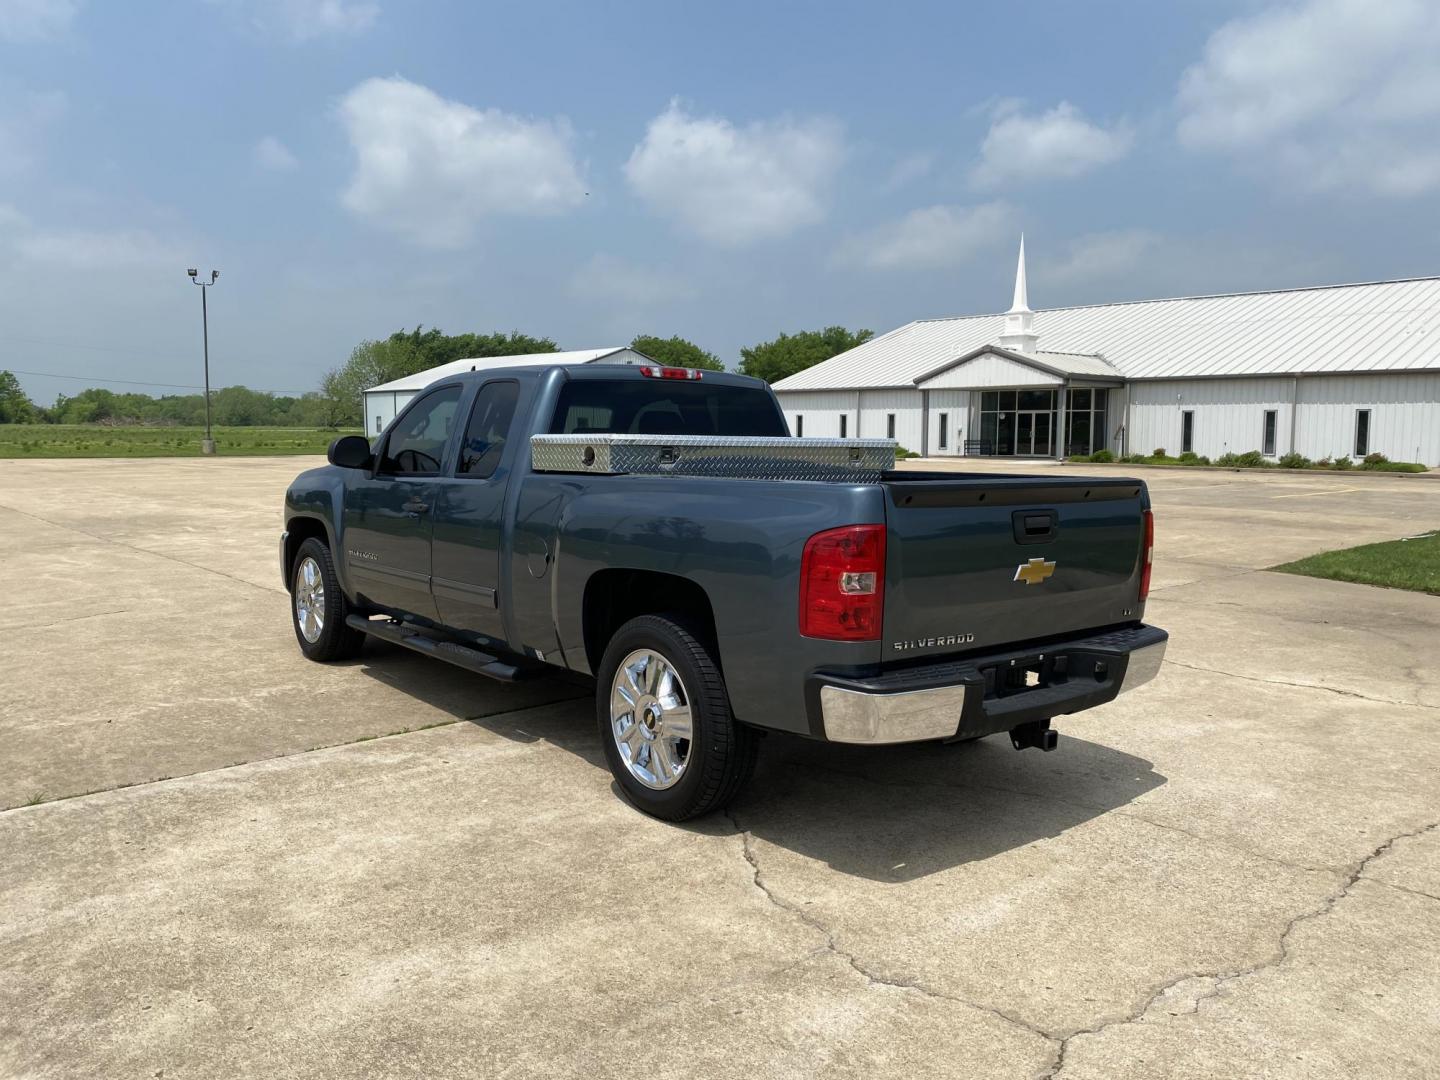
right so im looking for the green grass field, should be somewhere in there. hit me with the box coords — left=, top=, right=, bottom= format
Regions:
left=0, top=425, right=360, bottom=458
left=1271, top=531, right=1440, bottom=596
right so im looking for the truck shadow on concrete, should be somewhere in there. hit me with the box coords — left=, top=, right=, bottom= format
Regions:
left=717, top=732, right=1166, bottom=882
left=358, top=644, right=1165, bottom=883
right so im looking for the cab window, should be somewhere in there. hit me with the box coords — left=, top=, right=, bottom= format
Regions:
left=457, top=381, right=519, bottom=478
left=380, top=385, right=463, bottom=475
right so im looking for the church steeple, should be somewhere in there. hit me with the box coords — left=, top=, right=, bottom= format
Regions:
left=998, top=234, right=1039, bottom=355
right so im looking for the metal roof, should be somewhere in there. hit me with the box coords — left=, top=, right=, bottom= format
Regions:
left=774, top=276, right=1440, bottom=390
left=915, top=347, right=1123, bottom=384
left=366, top=347, right=638, bottom=394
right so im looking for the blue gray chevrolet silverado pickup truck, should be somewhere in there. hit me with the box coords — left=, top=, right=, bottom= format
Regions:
left=281, top=363, right=1166, bottom=820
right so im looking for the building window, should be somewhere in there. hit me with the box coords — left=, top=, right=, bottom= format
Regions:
left=839, top=414, right=847, bottom=438
left=1262, top=410, right=1277, bottom=456
left=938, top=413, right=949, bottom=450
left=1355, top=409, right=1370, bottom=457
left=375, top=415, right=382, bottom=434
left=1063, top=388, right=1109, bottom=457
left=886, top=413, right=896, bottom=439
left=1181, top=410, right=1194, bottom=454
left=795, top=414, right=803, bottom=437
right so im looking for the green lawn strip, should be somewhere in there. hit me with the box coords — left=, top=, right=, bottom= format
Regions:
left=1270, top=531, right=1440, bottom=596
left=0, top=424, right=360, bottom=458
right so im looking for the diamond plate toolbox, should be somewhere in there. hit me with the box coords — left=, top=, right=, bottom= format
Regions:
left=529, top=434, right=897, bottom=482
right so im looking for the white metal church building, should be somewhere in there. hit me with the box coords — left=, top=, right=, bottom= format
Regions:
left=363, top=346, right=647, bottom=436
left=773, top=241, right=1440, bottom=467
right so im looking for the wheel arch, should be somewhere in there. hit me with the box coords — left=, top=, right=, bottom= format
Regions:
left=283, top=515, right=336, bottom=587
left=581, top=569, right=719, bottom=675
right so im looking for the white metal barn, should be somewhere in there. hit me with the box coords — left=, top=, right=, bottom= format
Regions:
left=774, top=242, right=1440, bottom=466
left=362, top=347, right=649, bottom=437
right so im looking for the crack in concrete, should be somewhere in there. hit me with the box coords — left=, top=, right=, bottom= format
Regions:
left=732, top=766, right=1439, bottom=1079
left=722, top=808, right=1060, bottom=1058
left=0, top=501, right=281, bottom=596
left=1039, top=819, right=1440, bottom=1078
left=0, top=607, right=130, bottom=632
left=1161, top=656, right=1437, bottom=711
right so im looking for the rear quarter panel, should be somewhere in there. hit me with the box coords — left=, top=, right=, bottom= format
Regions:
left=548, top=476, right=886, bottom=734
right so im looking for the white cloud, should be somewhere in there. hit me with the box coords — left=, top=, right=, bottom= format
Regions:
left=253, top=134, right=298, bottom=172
left=337, top=76, right=586, bottom=249
left=624, top=100, right=845, bottom=247
left=971, top=101, right=1132, bottom=188
left=1177, top=0, right=1440, bottom=196
left=836, top=202, right=1013, bottom=271
left=0, top=0, right=77, bottom=42
left=0, top=204, right=184, bottom=268
left=218, top=0, right=377, bottom=42
left=1044, top=230, right=1161, bottom=284
left=276, top=0, right=376, bottom=39
left=569, top=254, right=696, bottom=307
left=0, top=89, right=65, bottom=176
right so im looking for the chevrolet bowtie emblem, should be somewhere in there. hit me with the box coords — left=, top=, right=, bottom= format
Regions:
left=1014, top=557, right=1056, bottom=585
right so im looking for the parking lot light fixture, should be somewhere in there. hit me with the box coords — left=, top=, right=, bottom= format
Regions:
left=188, top=269, right=220, bottom=454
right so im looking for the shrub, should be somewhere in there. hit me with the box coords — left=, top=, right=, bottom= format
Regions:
left=1278, top=451, right=1311, bottom=469
left=1364, top=460, right=1428, bottom=473
left=1120, top=453, right=1147, bottom=464
left=1316, top=456, right=1332, bottom=468
left=1331, top=455, right=1354, bottom=470
left=1363, top=452, right=1388, bottom=466
left=894, top=446, right=920, bottom=459
left=1178, top=451, right=1198, bottom=462
left=1152, top=448, right=1167, bottom=458
left=1216, top=450, right=1267, bottom=467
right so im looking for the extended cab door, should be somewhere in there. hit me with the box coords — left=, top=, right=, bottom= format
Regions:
left=429, top=379, right=521, bottom=643
left=341, top=383, right=464, bottom=621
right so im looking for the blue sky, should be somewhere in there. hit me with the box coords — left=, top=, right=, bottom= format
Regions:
left=2, top=0, right=1438, bottom=403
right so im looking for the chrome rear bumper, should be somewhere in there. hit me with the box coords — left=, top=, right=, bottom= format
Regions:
left=811, top=624, right=1168, bottom=745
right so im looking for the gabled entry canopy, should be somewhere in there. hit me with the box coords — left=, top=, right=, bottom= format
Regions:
left=914, top=345, right=1123, bottom=390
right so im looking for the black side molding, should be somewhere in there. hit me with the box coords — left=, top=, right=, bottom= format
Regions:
left=345, top=615, right=522, bottom=682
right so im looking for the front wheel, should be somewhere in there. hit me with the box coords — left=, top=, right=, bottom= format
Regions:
left=290, top=537, right=366, bottom=662
left=596, top=615, right=757, bottom=821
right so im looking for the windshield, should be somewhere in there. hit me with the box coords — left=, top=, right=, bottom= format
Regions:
left=548, top=379, right=788, bottom=438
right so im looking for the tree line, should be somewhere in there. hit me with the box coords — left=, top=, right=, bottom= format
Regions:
left=0, top=324, right=873, bottom=427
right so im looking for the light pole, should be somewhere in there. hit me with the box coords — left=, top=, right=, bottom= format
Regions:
left=188, top=268, right=219, bottom=454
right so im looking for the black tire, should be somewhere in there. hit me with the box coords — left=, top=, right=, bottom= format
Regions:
left=596, top=614, right=758, bottom=822
left=289, top=537, right=366, bottom=662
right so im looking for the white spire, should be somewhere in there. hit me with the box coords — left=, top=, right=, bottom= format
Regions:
left=998, top=234, right=1039, bottom=354
left=1008, top=233, right=1030, bottom=313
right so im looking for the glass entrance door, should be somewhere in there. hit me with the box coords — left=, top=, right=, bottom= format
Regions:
left=979, top=389, right=1058, bottom=456
left=1014, top=411, right=1053, bottom=456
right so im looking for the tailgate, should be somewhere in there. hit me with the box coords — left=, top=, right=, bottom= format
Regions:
left=882, top=477, right=1147, bottom=658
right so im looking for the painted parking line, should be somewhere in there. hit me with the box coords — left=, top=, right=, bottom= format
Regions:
left=1270, top=486, right=1363, bottom=499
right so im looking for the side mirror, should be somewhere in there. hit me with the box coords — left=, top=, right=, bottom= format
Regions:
left=328, top=435, right=373, bottom=470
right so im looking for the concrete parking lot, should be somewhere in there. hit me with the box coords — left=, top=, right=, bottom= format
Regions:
left=2, top=456, right=1438, bottom=1079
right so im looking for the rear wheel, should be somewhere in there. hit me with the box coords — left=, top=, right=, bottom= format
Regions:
left=290, top=537, right=366, bottom=662
left=596, top=614, right=757, bottom=821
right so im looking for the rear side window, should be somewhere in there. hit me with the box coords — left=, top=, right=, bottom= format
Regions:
left=458, top=381, right=519, bottom=478
left=381, top=385, right=463, bottom=475
left=549, top=380, right=787, bottom=437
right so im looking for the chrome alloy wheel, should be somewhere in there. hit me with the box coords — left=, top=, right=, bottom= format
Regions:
left=610, top=648, right=693, bottom=790
left=294, top=555, right=326, bottom=643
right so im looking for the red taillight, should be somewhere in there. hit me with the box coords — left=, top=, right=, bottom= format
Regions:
left=639, top=365, right=703, bottom=381
left=1139, top=509, right=1154, bottom=601
left=800, top=524, right=885, bottom=641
